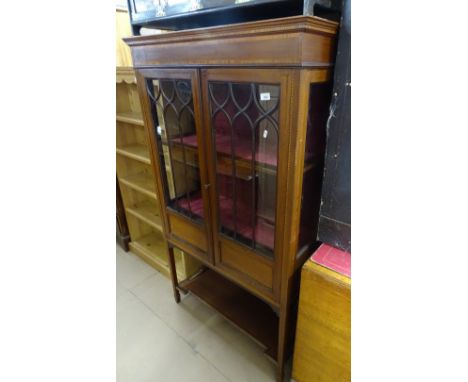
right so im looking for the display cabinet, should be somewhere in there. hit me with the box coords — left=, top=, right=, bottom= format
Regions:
left=125, top=16, right=338, bottom=381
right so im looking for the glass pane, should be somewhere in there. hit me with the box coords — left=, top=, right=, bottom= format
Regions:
left=146, top=78, right=204, bottom=222
left=208, top=81, right=280, bottom=257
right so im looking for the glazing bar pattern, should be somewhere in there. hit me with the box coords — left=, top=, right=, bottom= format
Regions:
left=208, top=81, right=280, bottom=257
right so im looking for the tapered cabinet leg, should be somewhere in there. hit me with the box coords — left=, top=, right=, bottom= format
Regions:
left=276, top=275, right=300, bottom=382
left=276, top=311, right=288, bottom=382
left=167, top=245, right=181, bottom=303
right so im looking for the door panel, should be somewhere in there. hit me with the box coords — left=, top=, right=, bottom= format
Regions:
left=219, top=237, right=273, bottom=289
left=208, top=81, right=280, bottom=256
left=202, top=68, right=292, bottom=299
left=168, top=210, right=208, bottom=252
left=138, top=69, right=212, bottom=259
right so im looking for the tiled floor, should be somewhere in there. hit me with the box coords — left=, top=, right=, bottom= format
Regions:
left=116, top=245, right=279, bottom=382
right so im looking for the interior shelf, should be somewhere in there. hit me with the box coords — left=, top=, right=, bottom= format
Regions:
left=165, top=143, right=200, bottom=169
left=116, top=143, right=151, bottom=164
left=126, top=200, right=163, bottom=232
left=173, top=134, right=278, bottom=169
left=176, top=193, right=205, bottom=219
left=116, top=111, right=145, bottom=126
left=177, top=193, right=274, bottom=249
left=179, top=268, right=278, bottom=360
left=119, top=172, right=157, bottom=199
left=173, top=134, right=317, bottom=175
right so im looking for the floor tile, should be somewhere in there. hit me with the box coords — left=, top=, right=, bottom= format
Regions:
left=117, top=290, right=228, bottom=382
left=188, top=314, right=276, bottom=382
left=155, top=352, right=230, bottom=382
left=116, top=246, right=156, bottom=290
left=116, top=281, right=127, bottom=298
left=131, top=272, right=217, bottom=340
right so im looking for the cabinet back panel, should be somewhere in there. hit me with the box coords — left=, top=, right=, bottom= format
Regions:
left=297, top=82, right=331, bottom=256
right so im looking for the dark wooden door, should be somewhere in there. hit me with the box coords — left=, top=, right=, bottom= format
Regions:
left=201, top=68, right=293, bottom=301
left=137, top=68, right=213, bottom=263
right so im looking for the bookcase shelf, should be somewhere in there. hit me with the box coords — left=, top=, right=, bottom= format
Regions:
left=116, top=143, right=151, bottom=164
left=116, top=111, right=144, bottom=126
left=129, top=232, right=195, bottom=280
left=126, top=200, right=163, bottom=232
left=129, top=232, right=169, bottom=267
left=119, top=171, right=157, bottom=199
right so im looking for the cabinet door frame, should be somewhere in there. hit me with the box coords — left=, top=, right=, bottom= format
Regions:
left=136, top=68, right=214, bottom=263
left=201, top=68, right=295, bottom=301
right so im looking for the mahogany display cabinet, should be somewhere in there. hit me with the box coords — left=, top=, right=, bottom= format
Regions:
left=125, top=15, right=338, bottom=381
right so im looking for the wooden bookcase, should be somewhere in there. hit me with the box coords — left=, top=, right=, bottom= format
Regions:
left=116, top=67, right=200, bottom=279
left=125, top=16, right=338, bottom=381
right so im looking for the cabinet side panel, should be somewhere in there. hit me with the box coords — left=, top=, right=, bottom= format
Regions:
left=297, top=82, right=332, bottom=256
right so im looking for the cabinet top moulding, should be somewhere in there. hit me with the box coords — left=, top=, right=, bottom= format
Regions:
left=124, top=16, right=338, bottom=68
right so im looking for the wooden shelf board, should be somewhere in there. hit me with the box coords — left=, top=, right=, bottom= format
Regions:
left=119, top=172, right=157, bottom=199
left=116, top=143, right=151, bottom=164
left=116, top=111, right=144, bottom=126
left=126, top=200, right=163, bottom=232
left=174, top=133, right=278, bottom=165
left=129, top=233, right=184, bottom=279
left=171, top=136, right=277, bottom=177
left=179, top=268, right=278, bottom=360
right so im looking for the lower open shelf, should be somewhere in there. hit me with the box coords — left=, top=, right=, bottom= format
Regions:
left=179, top=268, right=278, bottom=360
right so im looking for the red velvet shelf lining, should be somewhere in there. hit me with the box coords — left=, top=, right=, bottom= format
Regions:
left=176, top=134, right=278, bottom=167
left=177, top=193, right=205, bottom=218
left=177, top=193, right=274, bottom=250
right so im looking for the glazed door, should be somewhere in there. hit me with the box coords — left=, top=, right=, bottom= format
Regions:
left=137, top=69, right=212, bottom=261
left=202, top=68, right=293, bottom=300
